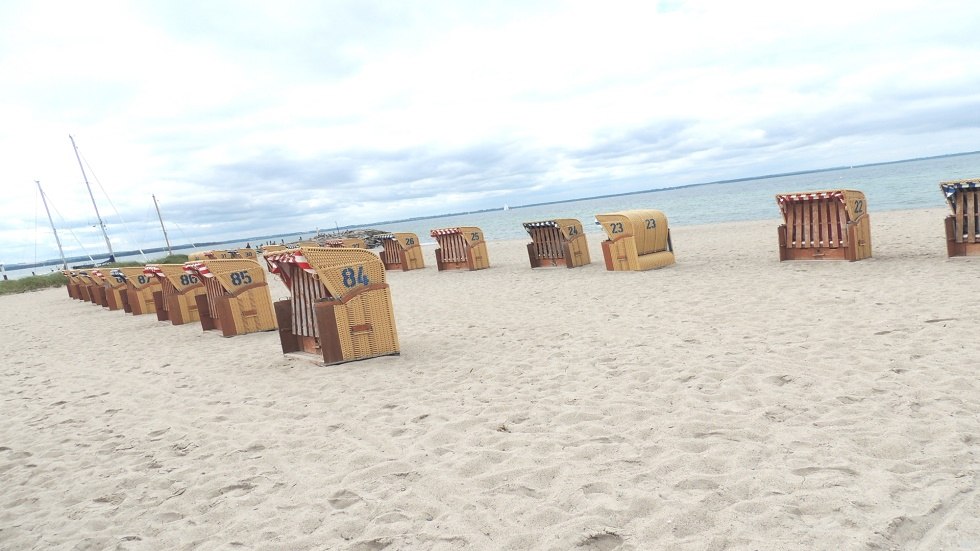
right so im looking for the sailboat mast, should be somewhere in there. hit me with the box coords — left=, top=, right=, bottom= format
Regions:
left=37, top=180, right=68, bottom=269
left=69, top=134, right=115, bottom=261
left=152, top=194, right=173, bottom=255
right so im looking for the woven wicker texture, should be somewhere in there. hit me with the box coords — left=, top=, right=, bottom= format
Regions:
left=297, top=247, right=387, bottom=299
left=117, top=267, right=158, bottom=290
left=596, top=211, right=671, bottom=255
left=188, top=259, right=276, bottom=335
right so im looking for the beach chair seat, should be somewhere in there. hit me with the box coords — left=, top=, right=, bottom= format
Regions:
left=102, top=269, right=130, bottom=311
left=595, top=210, right=675, bottom=271
left=940, top=179, right=980, bottom=257
left=378, top=233, right=424, bottom=271
left=144, top=264, right=207, bottom=325
left=118, top=267, right=161, bottom=315
left=183, top=259, right=277, bottom=337
left=265, top=247, right=399, bottom=365
left=523, top=219, right=591, bottom=268
left=430, top=227, right=490, bottom=271
left=776, top=189, right=872, bottom=261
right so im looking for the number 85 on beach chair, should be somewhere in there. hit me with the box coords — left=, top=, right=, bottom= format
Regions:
left=183, top=259, right=277, bottom=337
left=265, top=247, right=399, bottom=366
left=430, top=227, right=490, bottom=271
left=595, top=210, right=676, bottom=271
left=775, top=189, right=872, bottom=261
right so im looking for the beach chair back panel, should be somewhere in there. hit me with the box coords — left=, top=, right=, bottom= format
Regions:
left=941, top=179, right=980, bottom=256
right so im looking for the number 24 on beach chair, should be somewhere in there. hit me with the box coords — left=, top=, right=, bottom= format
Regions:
left=775, top=189, right=872, bottom=261
left=940, top=178, right=980, bottom=257
left=378, top=233, right=425, bottom=271
left=144, top=264, right=207, bottom=325
left=265, top=247, right=399, bottom=366
left=430, top=227, right=490, bottom=271
left=595, top=210, right=676, bottom=271
left=183, top=259, right=277, bottom=337
left=524, top=219, right=591, bottom=268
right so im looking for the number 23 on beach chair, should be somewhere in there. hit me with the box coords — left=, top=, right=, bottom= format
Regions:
left=378, top=233, right=425, bottom=271
left=940, top=178, right=980, bottom=257
left=183, top=259, right=277, bottom=337
left=523, top=219, right=591, bottom=268
left=264, top=247, right=400, bottom=366
left=118, top=267, right=161, bottom=315
left=430, top=227, right=490, bottom=271
left=595, top=210, right=676, bottom=271
left=143, top=264, right=207, bottom=325
left=775, top=189, right=872, bottom=261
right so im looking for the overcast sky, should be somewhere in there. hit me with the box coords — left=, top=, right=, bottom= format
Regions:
left=2, top=0, right=980, bottom=265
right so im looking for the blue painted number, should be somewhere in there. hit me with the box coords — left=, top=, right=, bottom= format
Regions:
left=341, top=266, right=370, bottom=288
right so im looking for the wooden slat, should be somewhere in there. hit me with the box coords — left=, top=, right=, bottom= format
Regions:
left=827, top=200, right=838, bottom=247
left=967, top=191, right=977, bottom=243
left=802, top=199, right=812, bottom=247
left=836, top=200, right=849, bottom=247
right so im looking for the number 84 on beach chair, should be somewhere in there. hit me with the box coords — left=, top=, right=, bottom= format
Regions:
left=265, top=247, right=399, bottom=366
left=775, top=189, right=872, bottom=261
left=595, top=210, right=675, bottom=271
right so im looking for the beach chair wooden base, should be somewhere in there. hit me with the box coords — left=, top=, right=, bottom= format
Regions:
left=66, top=283, right=79, bottom=300
left=600, top=240, right=676, bottom=271
left=434, top=248, right=489, bottom=271
left=526, top=242, right=585, bottom=268
left=165, top=293, right=202, bottom=325
left=128, top=290, right=155, bottom=315
left=105, top=288, right=128, bottom=311
left=777, top=223, right=870, bottom=261
left=945, top=216, right=980, bottom=256
left=91, top=286, right=108, bottom=307
left=196, top=290, right=276, bottom=337
left=152, top=291, right=170, bottom=321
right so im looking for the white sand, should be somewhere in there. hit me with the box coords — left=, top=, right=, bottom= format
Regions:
left=1, top=207, right=978, bottom=550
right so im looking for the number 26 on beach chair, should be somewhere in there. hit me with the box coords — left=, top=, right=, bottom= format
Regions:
left=265, top=247, right=399, bottom=366
left=524, top=219, right=591, bottom=268
left=183, top=259, right=277, bottom=337
left=378, top=233, right=425, bottom=271
left=775, top=189, right=872, bottom=261
left=940, top=178, right=980, bottom=257
left=595, top=210, right=676, bottom=271
left=430, top=227, right=490, bottom=271
left=143, top=264, right=207, bottom=325
left=118, top=267, right=161, bottom=315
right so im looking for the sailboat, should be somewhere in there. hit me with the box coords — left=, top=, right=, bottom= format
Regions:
left=70, top=134, right=115, bottom=263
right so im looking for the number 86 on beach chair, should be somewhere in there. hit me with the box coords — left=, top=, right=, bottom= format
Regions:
left=265, top=247, right=399, bottom=366
left=595, top=210, right=676, bottom=271
left=775, top=189, right=872, bottom=261
left=143, top=264, right=207, bottom=325
left=183, top=259, right=277, bottom=337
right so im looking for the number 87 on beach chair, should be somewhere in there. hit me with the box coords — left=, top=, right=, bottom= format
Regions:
left=265, top=247, right=399, bottom=365
left=940, top=178, right=980, bottom=257
left=430, top=227, right=490, bottom=271
left=775, top=189, right=872, bottom=261
left=183, top=259, right=277, bottom=337
left=594, top=210, right=676, bottom=271
left=118, top=267, right=161, bottom=315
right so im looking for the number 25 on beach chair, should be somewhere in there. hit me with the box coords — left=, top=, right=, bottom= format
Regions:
left=118, top=267, right=161, bottom=315
left=595, top=210, right=676, bottom=271
left=144, top=264, right=207, bottom=325
left=378, top=233, right=425, bottom=271
left=524, top=219, right=591, bottom=268
left=775, top=189, right=872, bottom=261
left=265, top=247, right=399, bottom=365
left=183, top=259, right=277, bottom=337
left=430, top=227, right=490, bottom=271
left=940, top=178, right=980, bottom=257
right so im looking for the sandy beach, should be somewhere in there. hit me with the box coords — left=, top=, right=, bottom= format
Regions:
left=1, top=207, right=978, bottom=550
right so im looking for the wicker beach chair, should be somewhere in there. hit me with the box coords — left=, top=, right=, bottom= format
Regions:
left=118, top=267, right=161, bottom=315
left=595, top=210, right=675, bottom=271
left=264, top=247, right=399, bottom=365
left=143, top=264, right=207, bottom=325
left=63, top=270, right=83, bottom=300
left=940, top=178, right=980, bottom=257
left=523, top=219, right=591, bottom=268
left=378, top=233, right=425, bottom=271
left=430, top=227, right=490, bottom=271
left=183, top=259, right=277, bottom=337
left=775, top=189, right=872, bottom=261
left=75, top=270, right=107, bottom=306
left=101, top=269, right=130, bottom=311
left=324, top=238, right=366, bottom=249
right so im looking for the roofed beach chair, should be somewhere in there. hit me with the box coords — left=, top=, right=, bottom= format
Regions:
left=775, top=189, right=872, bottom=261
left=118, top=267, right=161, bottom=316
left=378, top=233, right=425, bottom=271
left=144, top=264, right=207, bottom=325
left=595, top=210, right=675, bottom=271
left=264, top=247, right=399, bottom=365
left=183, top=259, right=277, bottom=337
left=940, top=178, right=980, bottom=257
left=63, top=270, right=83, bottom=300
left=76, top=270, right=107, bottom=306
left=430, top=227, right=490, bottom=271
left=324, top=238, right=366, bottom=249
left=523, top=219, right=591, bottom=268
left=102, top=269, right=130, bottom=311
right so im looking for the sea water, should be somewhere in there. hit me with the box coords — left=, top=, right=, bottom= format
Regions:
left=7, top=152, right=979, bottom=280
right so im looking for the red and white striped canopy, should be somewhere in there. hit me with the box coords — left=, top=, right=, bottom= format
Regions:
left=183, top=262, right=214, bottom=278
left=265, top=251, right=316, bottom=275
left=143, top=266, right=165, bottom=278
left=430, top=227, right=462, bottom=236
left=777, top=191, right=845, bottom=204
